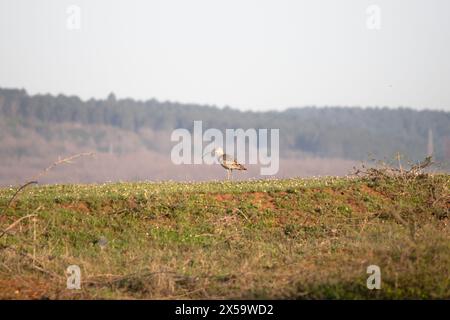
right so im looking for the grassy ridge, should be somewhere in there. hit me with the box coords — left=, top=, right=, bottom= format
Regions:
left=0, top=175, right=449, bottom=299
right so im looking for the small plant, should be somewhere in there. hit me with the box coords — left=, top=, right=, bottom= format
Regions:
left=352, top=155, right=434, bottom=181
left=352, top=155, right=449, bottom=240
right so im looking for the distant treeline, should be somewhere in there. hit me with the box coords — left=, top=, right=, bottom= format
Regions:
left=1, top=88, right=449, bottom=161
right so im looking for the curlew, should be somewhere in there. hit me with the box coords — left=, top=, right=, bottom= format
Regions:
left=203, top=147, right=247, bottom=180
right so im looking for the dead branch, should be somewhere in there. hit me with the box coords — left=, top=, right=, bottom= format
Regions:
left=0, top=206, right=42, bottom=239
left=0, top=214, right=36, bottom=239
left=5, top=181, right=38, bottom=209
left=31, top=152, right=95, bottom=182
left=352, top=155, right=434, bottom=180
left=1, top=152, right=95, bottom=215
left=1, top=246, right=62, bottom=279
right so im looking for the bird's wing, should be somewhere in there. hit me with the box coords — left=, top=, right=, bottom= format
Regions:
left=222, top=154, right=247, bottom=170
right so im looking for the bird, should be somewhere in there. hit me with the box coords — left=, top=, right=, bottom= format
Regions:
left=203, top=147, right=247, bottom=180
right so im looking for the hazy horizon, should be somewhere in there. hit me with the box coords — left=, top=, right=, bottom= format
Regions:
left=1, top=0, right=450, bottom=112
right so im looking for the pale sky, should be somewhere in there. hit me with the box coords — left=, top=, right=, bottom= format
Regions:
left=0, top=0, right=449, bottom=111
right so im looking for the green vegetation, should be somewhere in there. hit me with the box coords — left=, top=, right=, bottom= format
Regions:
left=0, top=173, right=448, bottom=299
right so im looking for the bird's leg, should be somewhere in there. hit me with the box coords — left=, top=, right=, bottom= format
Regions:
left=230, top=170, right=233, bottom=181
left=227, top=169, right=230, bottom=181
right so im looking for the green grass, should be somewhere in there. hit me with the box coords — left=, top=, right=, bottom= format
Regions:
left=0, top=174, right=449, bottom=299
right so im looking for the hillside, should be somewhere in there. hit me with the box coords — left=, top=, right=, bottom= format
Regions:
left=2, top=88, right=450, bottom=161
left=0, top=173, right=448, bottom=299
left=0, top=117, right=357, bottom=185
left=1, top=87, right=450, bottom=185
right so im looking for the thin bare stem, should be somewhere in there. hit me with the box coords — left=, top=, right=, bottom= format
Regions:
left=5, top=181, right=38, bottom=209
left=31, top=152, right=95, bottom=182
left=33, top=216, right=37, bottom=266
left=0, top=206, right=42, bottom=239
left=1, top=152, right=95, bottom=215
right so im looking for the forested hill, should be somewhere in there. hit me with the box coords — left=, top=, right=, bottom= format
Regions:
left=1, top=87, right=450, bottom=162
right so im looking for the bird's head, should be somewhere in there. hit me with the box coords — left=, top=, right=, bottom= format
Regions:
left=213, top=147, right=224, bottom=156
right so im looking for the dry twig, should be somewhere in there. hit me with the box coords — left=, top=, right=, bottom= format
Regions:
left=0, top=207, right=41, bottom=239
left=1, top=152, right=95, bottom=215
left=31, top=152, right=95, bottom=182
left=4, top=181, right=38, bottom=210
